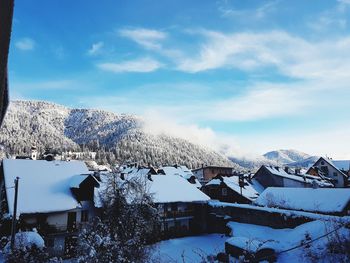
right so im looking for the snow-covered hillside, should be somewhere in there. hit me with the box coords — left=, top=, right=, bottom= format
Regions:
left=0, top=101, right=239, bottom=169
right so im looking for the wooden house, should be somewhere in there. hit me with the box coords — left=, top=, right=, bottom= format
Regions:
left=0, top=159, right=100, bottom=256
left=201, top=175, right=263, bottom=204
left=306, top=157, right=349, bottom=187
left=192, top=165, right=235, bottom=183
left=253, top=165, right=332, bottom=189
left=117, top=165, right=210, bottom=238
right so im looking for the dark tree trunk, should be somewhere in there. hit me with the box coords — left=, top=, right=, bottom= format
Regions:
left=0, top=0, right=14, bottom=125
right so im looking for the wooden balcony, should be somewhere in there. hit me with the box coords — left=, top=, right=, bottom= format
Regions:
left=160, top=210, right=194, bottom=219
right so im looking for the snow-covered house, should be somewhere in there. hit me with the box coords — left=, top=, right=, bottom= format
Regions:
left=202, top=175, right=263, bottom=204
left=253, top=165, right=333, bottom=189
left=306, top=157, right=348, bottom=187
left=192, top=165, right=235, bottom=183
left=254, top=187, right=350, bottom=215
left=0, top=159, right=100, bottom=256
left=159, top=165, right=202, bottom=188
left=118, top=165, right=210, bottom=238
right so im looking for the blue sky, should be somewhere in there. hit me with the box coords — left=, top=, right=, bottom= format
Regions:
left=8, top=0, right=350, bottom=158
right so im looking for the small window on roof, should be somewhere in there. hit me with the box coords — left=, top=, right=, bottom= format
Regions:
left=222, top=188, right=228, bottom=196
left=321, top=161, right=325, bottom=165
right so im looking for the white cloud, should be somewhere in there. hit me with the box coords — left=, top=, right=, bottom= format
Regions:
left=98, top=57, right=162, bottom=73
left=15, top=38, right=35, bottom=51
left=119, top=28, right=167, bottom=50
left=218, top=0, right=279, bottom=20
left=142, top=110, right=244, bottom=157
left=87, top=41, right=104, bottom=56
left=173, top=29, right=350, bottom=83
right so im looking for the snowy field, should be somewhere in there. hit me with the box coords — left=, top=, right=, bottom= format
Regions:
left=151, top=234, right=227, bottom=263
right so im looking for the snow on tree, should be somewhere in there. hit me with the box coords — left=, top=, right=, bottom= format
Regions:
left=77, top=174, right=160, bottom=263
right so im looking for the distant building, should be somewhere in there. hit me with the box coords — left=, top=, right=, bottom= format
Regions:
left=192, top=165, right=236, bottom=183
left=202, top=175, right=263, bottom=204
left=0, top=159, right=100, bottom=256
left=306, top=157, right=349, bottom=187
left=253, top=165, right=333, bottom=189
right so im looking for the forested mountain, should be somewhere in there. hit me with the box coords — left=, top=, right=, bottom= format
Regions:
left=0, top=100, right=239, bottom=169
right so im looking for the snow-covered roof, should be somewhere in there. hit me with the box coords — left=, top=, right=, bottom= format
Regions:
left=332, top=160, right=350, bottom=172
left=254, top=187, right=350, bottom=213
left=149, top=174, right=210, bottom=203
left=114, top=166, right=210, bottom=203
left=262, top=165, right=332, bottom=187
left=2, top=159, right=90, bottom=215
left=160, top=165, right=202, bottom=188
left=206, top=176, right=263, bottom=200
left=160, top=165, right=194, bottom=180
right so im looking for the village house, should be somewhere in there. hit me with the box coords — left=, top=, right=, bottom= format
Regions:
left=0, top=159, right=100, bottom=256
left=254, top=187, right=350, bottom=216
left=306, top=157, right=349, bottom=187
left=192, top=165, right=236, bottom=183
left=201, top=174, right=263, bottom=204
left=332, top=160, right=350, bottom=176
left=253, top=165, right=333, bottom=189
left=118, top=165, right=210, bottom=238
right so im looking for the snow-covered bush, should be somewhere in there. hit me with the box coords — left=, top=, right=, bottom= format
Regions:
left=77, top=175, right=160, bottom=263
left=303, top=221, right=350, bottom=263
left=2, top=232, right=49, bottom=263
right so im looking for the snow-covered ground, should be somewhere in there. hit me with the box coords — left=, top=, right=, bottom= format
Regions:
left=152, top=234, right=227, bottom=263
left=227, top=220, right=350, bottom=262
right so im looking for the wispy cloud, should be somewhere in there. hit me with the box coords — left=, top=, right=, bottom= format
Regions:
left=218, top=0, right=279, bottom=20
left=119, top=28, right=167, bottom=50
left=173, top=29, right=350, bottom=83
left=15, top=38, right=35, bottom=51
left=97, top=57, right=163, bottom=73
left=308, top=0, right=350, bottom=32
left=87, top=41, right=104, bottom=56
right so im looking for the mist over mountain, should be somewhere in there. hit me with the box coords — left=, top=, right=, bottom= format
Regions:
left=0, top=100, right=240, bottom=169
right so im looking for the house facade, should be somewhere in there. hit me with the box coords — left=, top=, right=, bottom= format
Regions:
left=0, top=159, right=100, bottom=256
left=192, top=165, right=235, bottom=183
left=306, top=157, right=348, bottom=187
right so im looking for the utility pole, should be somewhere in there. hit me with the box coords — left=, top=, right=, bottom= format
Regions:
left=10, top=176, right=19, bottom=250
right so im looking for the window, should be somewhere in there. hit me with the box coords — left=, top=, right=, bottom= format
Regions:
left=81, top=210, right=89, bottom=222
left=222, top=188, right=227, bottom=196
left=46, top=238, right=54, bottom=248
left=333, top=172, right=337, bottom=177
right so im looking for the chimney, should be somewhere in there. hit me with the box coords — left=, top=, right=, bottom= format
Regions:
left=31, top=146, right=37, bottom=160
